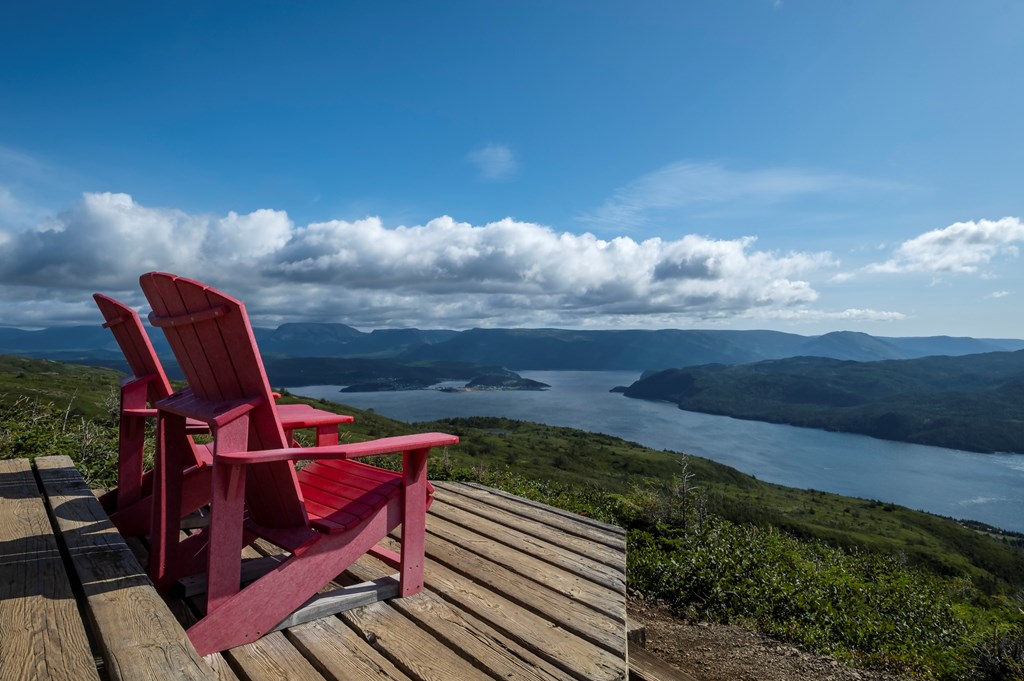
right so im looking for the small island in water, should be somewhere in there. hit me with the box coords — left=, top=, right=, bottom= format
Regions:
left=341, top=370, right=549, bottom=393
left=445, top=373, right=550, bottom=392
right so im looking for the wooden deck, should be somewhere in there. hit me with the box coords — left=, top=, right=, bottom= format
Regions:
left=1, top=456, right=630, bottom=680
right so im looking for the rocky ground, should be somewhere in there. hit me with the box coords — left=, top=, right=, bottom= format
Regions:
left=628, top=598, right=904, bottom=681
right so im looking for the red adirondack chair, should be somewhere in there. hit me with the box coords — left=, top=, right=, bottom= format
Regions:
left=93, top=293, right=354, bottom=536
left=139, top=272, right=458, bottom=655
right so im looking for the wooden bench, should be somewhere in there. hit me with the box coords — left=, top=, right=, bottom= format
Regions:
left=0, top=456, right=215, bottom=681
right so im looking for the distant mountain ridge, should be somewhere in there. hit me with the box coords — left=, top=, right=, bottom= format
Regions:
left=1, top=324, right=1022, bottom=370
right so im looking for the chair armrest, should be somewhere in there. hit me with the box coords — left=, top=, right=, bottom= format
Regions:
left=276, top=404, right=355, bottom=429
left=213, top=433, right=458, bottom=464
left=124, top=407, right=208, bottom=433
left=156, top=389, right=263, bottom=428
left=122, top=407, right=159, bottom=418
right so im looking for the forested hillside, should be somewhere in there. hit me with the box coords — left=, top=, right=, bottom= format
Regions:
left=622, top=350, right=1024, bottom=453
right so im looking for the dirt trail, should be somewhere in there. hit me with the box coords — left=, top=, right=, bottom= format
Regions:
left=629, top=599, right=904, bottom=681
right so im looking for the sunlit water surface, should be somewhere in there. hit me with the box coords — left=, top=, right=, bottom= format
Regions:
left=292, top=371, right=1024, bottom=533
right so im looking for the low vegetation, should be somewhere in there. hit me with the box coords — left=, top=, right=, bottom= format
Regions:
left=0, top=354, right=124, bottom=420
left=2, top=358, right=1023, bottom=680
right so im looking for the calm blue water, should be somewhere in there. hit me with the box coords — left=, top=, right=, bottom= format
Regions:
left=291, top=371, right=1024, bottom=533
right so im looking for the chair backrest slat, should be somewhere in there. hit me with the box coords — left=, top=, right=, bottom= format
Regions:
left=140, top=272, right=307, bottom=529
left=93, top=293, right=208, bottom=471
left=143, top=274, right=229, bottom=402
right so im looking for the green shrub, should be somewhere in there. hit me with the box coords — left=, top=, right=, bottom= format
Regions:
left=0, top=396, right=119, bottom=486
left=628, top=518, right=972, bottom=677
left=969, top=626, right=1024, bottom=681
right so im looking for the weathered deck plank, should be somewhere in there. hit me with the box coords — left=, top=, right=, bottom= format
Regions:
left=441, top=482, right=627, bottom=545
left=286, top=615, right=415, bottom=681
left=341, top=599, right=493, bottom=680
left=411, top=526, right=626, bottom=654
left=34, top=456, right=215, bottom=681
left=382, top=532, right=625, bottom=680
left=425, top=505, right=625, bottom=608
left=433, top=487, right=626, bottom=567
left=223, top=631, right=327, bottom=681
left=0, top=458, right=100, bottom=681
left=347, top=557, right=571, bottom=681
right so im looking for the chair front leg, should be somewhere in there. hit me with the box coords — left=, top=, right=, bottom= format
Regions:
left=115, top=378, right=151, bottom=508
left=399, top=447, right=430, bottom=596
left=316, top=423, right=339, bottom=446
left=149, top=411, right=188, bottom=592
left=206, top=415, right=250, bottom=614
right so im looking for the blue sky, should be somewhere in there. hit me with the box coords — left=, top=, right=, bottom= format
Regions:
left=2, top=1, right=1023, bottom=337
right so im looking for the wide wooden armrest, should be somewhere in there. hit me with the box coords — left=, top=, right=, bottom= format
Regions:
left=123, top=407, right=208, bottom=433
left=214, top=432, right=459, bottom=464
left=276, top=404, right=355, bottom=429
left=156, top=389, right=263, bottom=428
left=123, top=407, right=159, bottom=418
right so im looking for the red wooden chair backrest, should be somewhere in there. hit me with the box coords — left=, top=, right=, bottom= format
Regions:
left=93, top=293, right=174, bottom=406
left=94, top=293, right=214, bottom=474
left=139, top=272, right=308, bottom=529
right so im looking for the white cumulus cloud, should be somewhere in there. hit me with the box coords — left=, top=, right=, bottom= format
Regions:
left=0, top=192, right=842, bottom=329
left=866, top=217, right=1024, bottom=275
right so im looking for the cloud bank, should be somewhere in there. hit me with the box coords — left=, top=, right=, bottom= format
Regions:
left=0, top=192, right=843, bottom=328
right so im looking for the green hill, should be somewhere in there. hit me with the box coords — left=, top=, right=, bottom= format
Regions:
left=0, top=354, right=121, bottom=419
left=623, top=350, right=1024, bottom=453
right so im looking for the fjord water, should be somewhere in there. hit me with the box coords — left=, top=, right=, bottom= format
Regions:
left=292, top=370, right=1024, bottom=533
